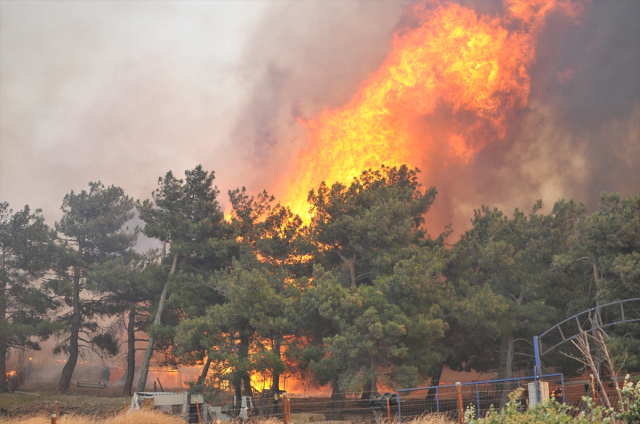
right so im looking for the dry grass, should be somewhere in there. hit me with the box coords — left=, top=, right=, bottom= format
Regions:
left=0, top=411, right=455, bottom=424
left=0, top=410, right=184, bottom=424
left=290, top=413, right=326, bottom=423
left=403, top=415, right=455, bottom=424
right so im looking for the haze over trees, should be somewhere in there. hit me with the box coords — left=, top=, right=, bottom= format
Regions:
left=0, top=164, right=638, bottom=399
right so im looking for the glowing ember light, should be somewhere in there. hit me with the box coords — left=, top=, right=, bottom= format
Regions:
left=280, top=0, right=583, bottom=221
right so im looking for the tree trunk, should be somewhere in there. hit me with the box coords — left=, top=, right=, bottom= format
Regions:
left=136, top=252, right=178, bottom=393
left=268, top=337, right=281, bottom=416
left=327, top=381, right=346, bottom=420
left=361, top=356, right=380, bottom=400
left=0, top=248, right=7, bottom=393
left=197, top=356, right=212, bottom=386
left=426, top=362, right=445, bottom=400
left=498, top=331, right=514, bottom=409
left=234, top=379, right=243, bottom=416
left=337, top=252, right=357, bottom=290
left=123, top=307, right=136, bottom=397
left=59, top=265, right=82, bottom=393
left=0, top=343, right=6, bottom=393
left=240, top=334, right=253, bottom=398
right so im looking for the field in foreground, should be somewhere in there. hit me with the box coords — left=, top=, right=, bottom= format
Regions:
left=0, top=410, right=187, bottom=424
left=0, top=393, right=126, bottom=418
left=1, top=412, right=452, bottom=424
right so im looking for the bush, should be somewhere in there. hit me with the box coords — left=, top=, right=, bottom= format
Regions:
left=616, top=375, right=640, bottom=423
left=466, top=388, right=617, bottom=424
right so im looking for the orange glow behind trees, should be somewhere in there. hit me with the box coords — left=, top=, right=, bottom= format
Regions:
left=281, top=0, right=583, bottom=221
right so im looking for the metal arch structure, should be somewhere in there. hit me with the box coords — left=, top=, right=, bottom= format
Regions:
left=533, top=298, right=640, bottom=375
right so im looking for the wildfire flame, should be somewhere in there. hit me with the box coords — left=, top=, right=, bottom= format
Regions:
left=280, top=0, right=584, bottom=220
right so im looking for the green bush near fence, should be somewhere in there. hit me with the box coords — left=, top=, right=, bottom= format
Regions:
left=466, top=376, right=640, bottom=424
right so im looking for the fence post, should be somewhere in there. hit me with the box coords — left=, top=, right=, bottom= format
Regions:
left=123, top=401, right=127, bottom=413
left=436, top=387, right=439, bottom=415
left=517, top=379, right=521, bottom=413
left=533, top=336, right=541, bottom=375
left=560, top=374, right=565, bottom=405
left=590, top=374, right=596, bottom=405
left=533, top=366, right=540, bottom=406
left=283, top=393, right=288, bottom=424
left=196, top=400, right=202, bottom=423
left=397, top=391, right=402, bottom=424
left=50, top=415, right=57, bottom=424
left=387, top=397, right=391, bottom=422
left=456, top=382, right=464, bottom=424
left=475, top=383, right=480, bottom=419
left=55, top=401, right=59, bottom=417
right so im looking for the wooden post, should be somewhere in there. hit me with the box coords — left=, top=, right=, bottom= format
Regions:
left=51, top=414, right=57, bottom=424
left=283, top=393, right=288, bottom=424
left=386, top=397, right=391, bottom=422
left=55, top=401, right=59, bottom=417
left=456, top=382, right=464, bottom=424
left=196, top=400, right=202, bottom=423
left=123, top=402, right=127, bottom=413
left=590, top=374, right=596, bottom=405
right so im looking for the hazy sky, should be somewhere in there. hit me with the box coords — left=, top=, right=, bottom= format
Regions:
left=1, top=0, right=639, bottom=242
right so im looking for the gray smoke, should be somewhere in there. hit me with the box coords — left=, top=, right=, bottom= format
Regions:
left=421, top=0, right=640, bottom=236
left=1, top=1, right=638, bottom=250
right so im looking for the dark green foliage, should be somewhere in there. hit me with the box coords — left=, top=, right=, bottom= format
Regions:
left=3, top=164, right=637, bottom=403
left=307, top=165, right=437, bottom=289
left=0, top=203, right=60, bottom=392
left=50, top=181, right=137, bottom=392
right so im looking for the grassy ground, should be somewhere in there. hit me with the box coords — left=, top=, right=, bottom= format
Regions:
left=0, top=391, right=456, bottom=424
left=0, top=410, right=185, bottom=424
left=0, top=392, right=128, bottom=418
left=1, top=412, right=454, bottom=424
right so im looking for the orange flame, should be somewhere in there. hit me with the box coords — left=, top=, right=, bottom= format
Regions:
left=280, top=0, right=583, bottom=220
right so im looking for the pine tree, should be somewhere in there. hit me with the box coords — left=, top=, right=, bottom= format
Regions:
left=51, top=182, right=137, bottom=393
left=0, top=203, right=59, bottom=392
left=136, top=165, right=224, bottom=392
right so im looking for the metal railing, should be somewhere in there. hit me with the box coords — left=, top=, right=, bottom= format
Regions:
left=397, top=373, right=565, bottom=423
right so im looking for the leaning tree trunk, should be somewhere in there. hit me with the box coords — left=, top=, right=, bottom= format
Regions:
left=197, top=356, right=212, bottom=386
left=136, top=252, right=178, bottom=393
left=59, top=265, right=82, bottom=393
left=123, top=307, right=136, bottom=397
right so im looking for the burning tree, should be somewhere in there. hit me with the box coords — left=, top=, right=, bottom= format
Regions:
left=305, top=165, right=449, bottom=402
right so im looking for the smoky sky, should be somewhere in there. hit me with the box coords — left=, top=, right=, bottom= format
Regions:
left=1, top=0, right=639, bottom=243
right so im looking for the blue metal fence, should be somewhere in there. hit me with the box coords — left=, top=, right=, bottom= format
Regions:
left=397, top=373, right=565, bottom=422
